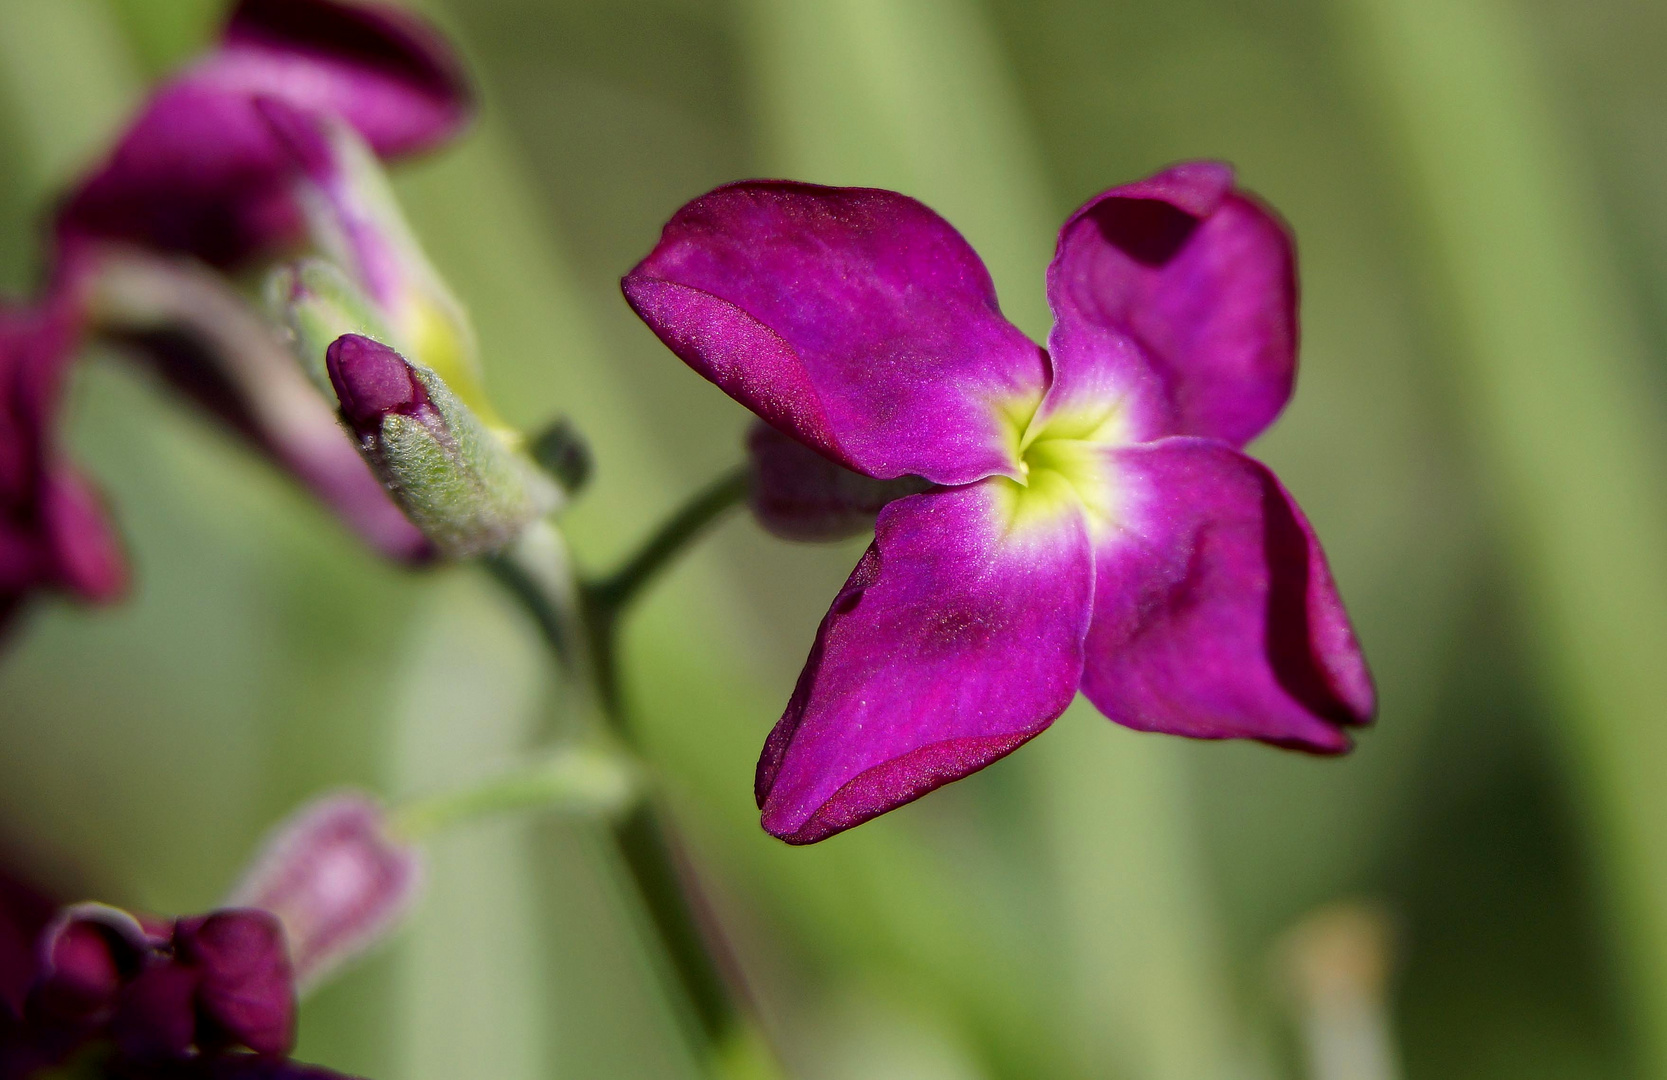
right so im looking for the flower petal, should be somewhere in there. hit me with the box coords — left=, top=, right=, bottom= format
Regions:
left=624, top=182, right=1046, bottom=486
left=34, top=903, right=158, bottom=1023
left=110, top=962, right=200, bottom=1060
left=1045, top=162, right=1298, bottom=447
left=757, top=482, right=1092, bottom=843
left=746, top=422, right=931, bottom=542
left=220, top=0, right=470, bottom=155
left=1082, top=438, right=1373, bottom=751
left=57, top=0, right=471, bottom=269
left=0, top=301, right=128, bottom=608
left=174, top=910, right=295, bottom=1057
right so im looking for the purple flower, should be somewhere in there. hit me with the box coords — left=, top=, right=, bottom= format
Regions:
left=0, top=296, right=126, bottom=628
left=33, top=903, right=294, bottom=1059
left=624, top=163, right=1375, bottom=844
left=0, top=892, right=365, bottom=1080
left=57, top=0, right=471, bottom=269
left=40, top=0, right=476, bottom=567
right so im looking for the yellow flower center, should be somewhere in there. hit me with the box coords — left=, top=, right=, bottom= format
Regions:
left=991, top=393, right=1130, bottom=538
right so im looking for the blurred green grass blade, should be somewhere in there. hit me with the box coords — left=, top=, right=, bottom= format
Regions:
left=1345, top=0, right=1667, bottom=1069
left=383, top=577, right=550, bottom=1080
left=1036, top=713, right=1242, bottom=1080
left=0, top=0, right=137, bottom=290
left=0, top=0, right=137, bottom=192
left=101, top=0, right=220, bottom=76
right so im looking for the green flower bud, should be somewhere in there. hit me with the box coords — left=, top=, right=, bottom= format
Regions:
left=327, top=334, right=560, bottom=557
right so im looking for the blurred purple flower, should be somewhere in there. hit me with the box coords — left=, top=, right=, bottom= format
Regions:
left=33, top=0, right=476, bottom=569
left=34, top=903, right=294, bottom=1059
left=57, top=0, right=471, bottom=269
left=0, top=296, right=126, bottom=630
left=0, top=894, right=366, bottom=1080
left=0, top=881, right=377, bottom=1080
left=625, top=162, right=1376, bottom=844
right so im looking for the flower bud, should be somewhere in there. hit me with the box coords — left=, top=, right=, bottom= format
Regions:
left=258, top=99, right=505, bottom=432
left=326, top=335, right=561, bottom=557
left=32, top=902, right=294, bottom=1060
left=227, top=792, right=423, bottom=990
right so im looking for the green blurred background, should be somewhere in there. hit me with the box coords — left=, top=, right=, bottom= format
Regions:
left=3, top=0, right=1666, bottom=1076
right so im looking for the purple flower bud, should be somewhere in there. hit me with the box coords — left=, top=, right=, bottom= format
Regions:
left=227, top=793, right=421, bottom=990
left=0, top=868, right=356, bottom=1079
left=325, top=334, right=430, bottom=436
left=320, top=336, right=560, bottom=557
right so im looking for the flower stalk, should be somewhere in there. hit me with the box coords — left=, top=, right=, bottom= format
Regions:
left=477, top=468, right=764, bottom=1072
left=391, top=743, right=642, bottom=840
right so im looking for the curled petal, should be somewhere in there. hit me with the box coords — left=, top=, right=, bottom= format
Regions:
left=57, top=0, right=471, bottom=268
left=1083, top=438, right=1373, bottom=751
left=0, top=301, right=128, bottom=610
left=624, top=182, right=1046, bottom=486
left=227, top=792, right=422, bottom=990
left=746, top=423, right=930, bottom=542
left=34, top=904, right=158, bottom=1023
left=757, top=482, right=1093, bottom=843
left=1045, top=162, right=1298, bottom=447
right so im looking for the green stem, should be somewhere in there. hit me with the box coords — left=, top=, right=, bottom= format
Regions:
left=482, top=469, right=762, bottom=1070
left=485, top=520, right=589, bottom=671
left=588, top=465, right=752, bottom=613
left=390, top=743, right=641, bottom=840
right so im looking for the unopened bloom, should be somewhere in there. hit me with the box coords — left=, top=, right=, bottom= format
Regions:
left=0, top=793, right=415, bottom=1079
left=0, top=298, right=126, bottom=628
left=625, top=163, right=1375, bottom=844
left=228, top=792, right=422, bottom=990
left=321, top=334, right=559, bottom=557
